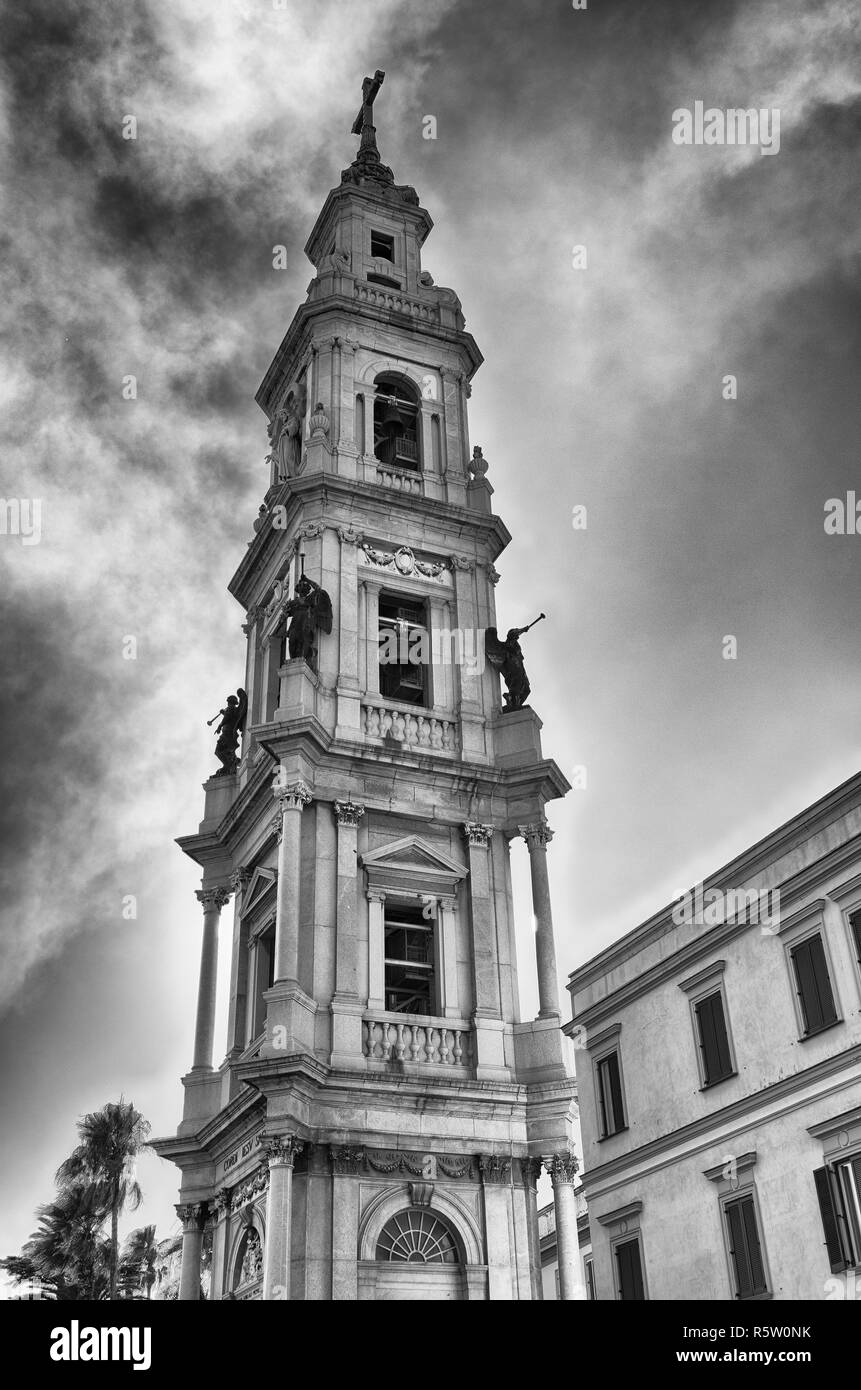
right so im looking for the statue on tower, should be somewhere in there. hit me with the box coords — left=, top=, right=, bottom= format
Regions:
left=484, top=614, right=545, bottom=712
left=207, top=688, right=248, bottom=776
left=283, top=575, right=333, bottom=669
left=267, top=385, right=306, bottom=481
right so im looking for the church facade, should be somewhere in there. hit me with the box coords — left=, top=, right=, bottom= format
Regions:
left=153, top=74, right=578, bottom=1302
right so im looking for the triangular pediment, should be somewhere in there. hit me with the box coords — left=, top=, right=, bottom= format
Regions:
left=242, top=867, right=276, bottom=919
left=360, top=836, right=467, bottom=892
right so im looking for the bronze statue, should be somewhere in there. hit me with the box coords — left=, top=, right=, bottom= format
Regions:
left=207, top=688, right=248, bottom=776
left=283, top=575, right=333, bottom=669
left=485, top=614, right=545, bottom=712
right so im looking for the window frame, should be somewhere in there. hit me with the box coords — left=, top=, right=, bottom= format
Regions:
left=378, top=590, right=431, bottom=707
left=370, top=229, right=396, bottom=262
left=383, top=898, right=437, bottom=1016
left=584, top=1254, right=596, bottom=1301
left=775, top=902, right=843, bottom=1042
left=809, top=1104, right=861, bottom=1274
left=588, top=1025, right=628, bottom=1140
left=678, top=960, right=738, bottom=1091
left=704, top=1151, right=772, bottom=1301
left=596, top=1200, right=647, bottom=1301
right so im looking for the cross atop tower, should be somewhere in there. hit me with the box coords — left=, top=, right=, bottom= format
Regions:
left=351, top=70, right=385, bottom=137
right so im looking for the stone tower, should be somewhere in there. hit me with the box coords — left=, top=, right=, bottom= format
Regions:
left=153, top=73, right=579, bottom=1302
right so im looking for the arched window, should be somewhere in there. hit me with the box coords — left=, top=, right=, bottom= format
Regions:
left=375, top=1209, right=459, bottom=1263
left=374, top=374, right=421, bottom=472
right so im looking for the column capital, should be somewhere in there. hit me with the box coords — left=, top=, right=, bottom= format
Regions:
left=211, top=1188, right=232, bottom=1219
left=196, top=886, right=231, bottom=912
left=518, top=819, right=553, bottom=850
left=521, top=1157, right=543, bottom=1189
left=272, top=776, right=313, bottom=813
left=334, top=800, right=365, bottom=828
left=262, top=1133, right=304, bottom=1169
left=463, top=821, right=493, bottom=849
left=337, top=525, right=364, bottom=546
left=547, top=1152, right=580, bottom=1187
left=367, top=887, right=387, bottom=904
left=229, top=867, right=251, bottom=896
left=329, top=1144, right=365, bottom=1175
left=478, top=1154, right=512, bottom=1185
left=176, top=1202, right=208, bottom=1232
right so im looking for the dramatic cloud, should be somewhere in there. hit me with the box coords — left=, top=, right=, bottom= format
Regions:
left=0, top=0, right=859, bottom=1264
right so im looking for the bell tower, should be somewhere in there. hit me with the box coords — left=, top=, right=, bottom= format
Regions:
left=153, top=72, right=580, bottom=1302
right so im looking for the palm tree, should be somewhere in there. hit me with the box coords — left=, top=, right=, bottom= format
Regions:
left=56, top=1098, right=151, bottom=1300
left=118, top=1224, right=158, bottom=1300
left=7, top=1186, right=109, bottom=1299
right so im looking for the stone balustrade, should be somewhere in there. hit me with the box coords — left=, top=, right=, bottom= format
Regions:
left=363, top=1012, right=472, bottom=1068
left=373, top=463, right=424, bottom=493
left=361, top=701, right=458, bottom=752
left=354, top=282, right=439, bottom=323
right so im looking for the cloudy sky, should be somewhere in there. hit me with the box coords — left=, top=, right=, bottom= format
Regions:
left=1, top=0, right=860, bottom=1273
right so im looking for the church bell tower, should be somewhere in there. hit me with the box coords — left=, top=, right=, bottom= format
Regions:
left=153, top=72, right=579, bottom=1301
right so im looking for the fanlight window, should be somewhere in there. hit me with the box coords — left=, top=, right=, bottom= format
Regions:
left=376, top=1209, right=458, bottom=1264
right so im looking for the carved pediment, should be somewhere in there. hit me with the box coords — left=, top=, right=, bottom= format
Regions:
left=242, top=867, right=277, bottom=921
left=360, top=835, right=467, bottom=897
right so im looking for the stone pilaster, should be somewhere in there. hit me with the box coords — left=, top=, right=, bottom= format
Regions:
left=463, top=823, right=507, bottom=1078
left=209, top=1188, right=232, bottom=1300
left=330, top=1146, right=364, bottom=1301
left=367, top=887, right=386, bottom=1010
left=272, top=776, right=312, bottom=983
left=331, top=801, right=366, bottom=1065
left=262, top=1135, right=303, bottom=1301
left=548, top=1153, right=581, bottom=1301
left=177, top=1202, right=207, bottom=1302
left=225, top=869, right=251, bottom=1059
left=263, top=775, right=316, bottom=1056
left=336, top=527, right=363, bottom=739
left=192, top=886, right=231, bottom=1071
left=518, top=819, right=561, bottom=1019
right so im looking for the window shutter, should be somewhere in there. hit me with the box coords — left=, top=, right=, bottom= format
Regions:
left=808, top=934, right=838, bottom=1027
left=740, top=1197, right=767, bottom=1294
left=813, top=1166, right=849, bottom=1273
left=792, top=939, right=823, bottom=1032
left=606, top=1052, right=624, bottom=1133
left=725, top=1200, right=752, bottom=1298
left=696, top=992, right=732, bottom=1084
left=616, top=1238, right=644, bottom=1301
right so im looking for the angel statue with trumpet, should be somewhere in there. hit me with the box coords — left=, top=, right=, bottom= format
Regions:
left=484, top=613, right=546, bottom=712
left=207, top=688, right=248, bottom=776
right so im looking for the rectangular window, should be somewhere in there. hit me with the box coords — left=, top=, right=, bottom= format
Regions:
left=596, top=1051, right=626, bottom=1137
left=724, top=1194, right=768, bottom=1298
left=585, top=1256, right=596, bottom=1301
left=694, top=990, right=734, bottom=1086
left=384, top=902, right=434, bottom=1014
left=371, top=230, right=395, bottom=260
left=378, top=595, right=428, bottom=706
left=850, top=910, right=861, bottom=970
left=790, top=934, right=838, bottom=1036
left=815, top=1159, right=861, bottom=1271
left=615, top=1237, right=645, bottom=1300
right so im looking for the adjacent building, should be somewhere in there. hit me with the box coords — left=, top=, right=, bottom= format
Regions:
left=152, top=73, right=578, bottom=1301
left=566, top=771, right=861, bottom=1300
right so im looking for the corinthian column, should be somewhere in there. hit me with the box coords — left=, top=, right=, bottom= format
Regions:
left=192, top=886, right=231, bottom=1070
left=177, top=1202, right=207, bottom=1301
left=518, top=820, right=560, bottom=1019
left=262, top=1135, right=303, bottom=1301
left=272, top=775, right=312, bottom=983
left=548, top=1154, right=581, bottom=1300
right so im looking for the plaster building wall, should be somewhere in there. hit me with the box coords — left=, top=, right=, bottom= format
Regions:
left=568, top=772, right=861, bottom=1301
